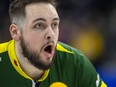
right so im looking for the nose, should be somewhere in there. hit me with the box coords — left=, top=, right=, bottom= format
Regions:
left=45, top=27, right=54, bottom=40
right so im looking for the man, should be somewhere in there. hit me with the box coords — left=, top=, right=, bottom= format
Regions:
left=0, top=0, right=107, bottom=87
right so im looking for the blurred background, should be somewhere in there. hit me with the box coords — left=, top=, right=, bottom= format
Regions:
left=0, top=0, right=116, bottom=86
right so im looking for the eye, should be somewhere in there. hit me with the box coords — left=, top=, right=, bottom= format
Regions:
left=51, top=22, right=59, bottom=29
left=34, top=22, right=45, bottom=30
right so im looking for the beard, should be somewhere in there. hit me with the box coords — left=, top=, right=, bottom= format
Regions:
left=20, top=36, right=55, bottom=70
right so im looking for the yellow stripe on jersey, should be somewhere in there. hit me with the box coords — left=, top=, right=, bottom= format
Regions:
left=101, top=81, right=107, bottom=87
left=56, top=44, right=74, bottom=54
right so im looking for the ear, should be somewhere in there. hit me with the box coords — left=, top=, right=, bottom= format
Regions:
left=9, top=24, right=21, bottom=41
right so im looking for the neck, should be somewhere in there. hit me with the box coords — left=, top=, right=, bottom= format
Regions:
left=15, top=42, right=44, bottom=80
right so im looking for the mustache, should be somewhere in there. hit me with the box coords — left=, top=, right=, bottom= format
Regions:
left=46, top=40, right=54, bottom=45
left=41, top=40, right=55, bottom=50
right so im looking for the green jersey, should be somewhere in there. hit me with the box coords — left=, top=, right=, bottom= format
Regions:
left=0, top=40, right=107, bottom=87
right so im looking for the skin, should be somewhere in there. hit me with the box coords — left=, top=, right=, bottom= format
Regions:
left=9, top=3, right=60, bottom=80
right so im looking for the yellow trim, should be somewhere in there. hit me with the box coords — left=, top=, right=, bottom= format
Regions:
left=8, top=40, right=49, bottom=82
left=101, top=81, right=107, bottom=87
left=8, top=40, right=32, bottom=80
left=0, top=42, right=8, bottom=53
left=38, top=69, right=50, bottom=82
left=56, top=44, right=74, bottom=54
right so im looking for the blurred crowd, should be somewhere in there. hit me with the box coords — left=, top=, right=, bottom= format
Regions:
left=0, top=0, right=116, bottom=86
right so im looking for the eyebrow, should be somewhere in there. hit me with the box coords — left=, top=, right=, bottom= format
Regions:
left=53, top=18, right=60, bottom=21
left=32, top=17, right=60, bottom=23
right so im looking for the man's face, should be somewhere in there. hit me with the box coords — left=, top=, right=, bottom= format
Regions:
left=19, top=3, right=60, bottom=70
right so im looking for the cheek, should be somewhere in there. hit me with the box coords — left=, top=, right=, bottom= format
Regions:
left=25, top=30, right=42, bottom=41
left=23, top=32, right=43, bottom=49
left=55, top=29, right=59, bottom=40
left=53, top=30, right=59, bottom=45
left=30, top=36, right=43, bottom=47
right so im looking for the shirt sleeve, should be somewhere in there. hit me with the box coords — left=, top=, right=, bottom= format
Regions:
left=76, top=53, right=107, bottom=87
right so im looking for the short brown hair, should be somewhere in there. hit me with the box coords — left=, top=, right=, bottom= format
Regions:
left=9, top=0, right=56, bottom=24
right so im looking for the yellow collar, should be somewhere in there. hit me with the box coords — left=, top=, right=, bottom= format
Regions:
left=8, top=40, right=50, bottom=82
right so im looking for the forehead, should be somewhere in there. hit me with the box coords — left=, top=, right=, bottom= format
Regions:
left=25, top=3, right=59, bottom=20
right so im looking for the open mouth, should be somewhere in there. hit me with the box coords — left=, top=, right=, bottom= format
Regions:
left=44, top=44, right=53, bottom=54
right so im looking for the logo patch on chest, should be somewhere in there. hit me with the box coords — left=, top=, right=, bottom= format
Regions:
left=50, top=82, right=67, bottom=87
